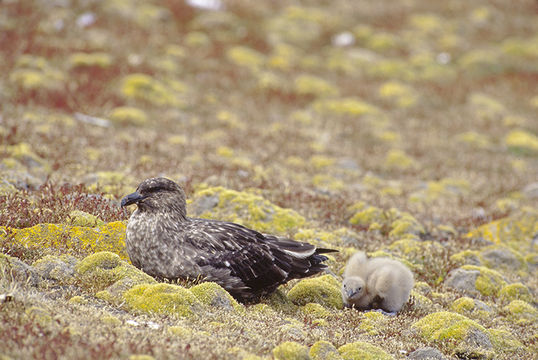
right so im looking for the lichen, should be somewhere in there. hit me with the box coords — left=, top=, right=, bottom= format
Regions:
left=120, top=73, right=186, bottom=107
left=189, top=282, right=242, bottom=312
left=32, top=254, right=78, bottom=282
left=123, top=283, right=200, bottom=317
left=227, top=46, right=265, bottom=70
left=68, top=52, right=112, bottom=69
left=466, top=208, right=538, bottom=252
left=312, top=97, right=379, bottom=117
left=378, top=81, right=417, bottom=108
left=272, top=341, right=310, bottom=360
left=190, top=186, right=305, bottom=234
left=338, top=341, right=393, bottom=360
left=294, top=74, right=339, bottom=98
left=505, top=129, right=538, bottom=153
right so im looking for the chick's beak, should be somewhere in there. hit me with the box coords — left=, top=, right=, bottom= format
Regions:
left=346, top=288, right=359, bottom=299
left=121, top=191, right=145, bottom=207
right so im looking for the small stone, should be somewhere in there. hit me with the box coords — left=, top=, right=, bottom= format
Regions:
left=444, top=268, right=481, bottom=297
left=408, top=347, right=447, bottom=360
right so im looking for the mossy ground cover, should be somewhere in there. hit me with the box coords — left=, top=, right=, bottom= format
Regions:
left=1, top=0, right=537, bottom=359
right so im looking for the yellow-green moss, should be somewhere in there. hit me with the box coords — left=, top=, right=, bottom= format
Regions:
left=499, top=283, right=533, bottom=302
left=76, top=251, right=155, bottom=297
left=505, top=129, right=538, bottom=153
left=309, top=341, right=342, bottom=360
left=128, top=355, right=154, bottom=360
left=460, top=265, right=507, bottom=297
left=412, top=311, right=488, bottom=343
left=338, top=341, right=393, bottom=360
left=466, top=208, right=538, bottom=251
left=123, top=283, right=200, bottom=317
left=486, top=328, right=523, bottom=353
left=300, top=303, right=331, bottom=318
left=455, top=131, right=491, bottom=149
left=503, top=300, right=538, bottom=324
left=358, top=311, right=386, bottom=336
left=227, top=46, right=265, bottom=70
left=109, top=107, right=148, bottom=126
left=101, top=315, right=122, bottom=326
left=349, top=205, right=383, bottom=227
left=388, top=239, right=442, bottom=265
left=378, top=81, right=417, bottom=108
left=189, top=282, right=242, bottom=312
left=168, top=325, right=210, bottom=338
left=69, top=52, right=112, bottom=69
left=312, top=97, right=379, bottom=117
left=272, top=341, right=310, bottom=360
left=25, top=306, right=52, bottom=325
left=120, top=73, right=186, bottom=107
left=294, top=74, right=339, bottom=98
left=191, top=186, right=305, bottom=234
left=287, top=275, right=343, bottom=309
left=68, top=296, right=87, bottom=305
left=1, top=222, right=128, bottom=260
left=384, top=149, right=416, bottom=171
left=68, top=210, right=105, bottom=227
left=450, top=250, right=482, bottom=267
left=451, top=297, right=476, bottom=313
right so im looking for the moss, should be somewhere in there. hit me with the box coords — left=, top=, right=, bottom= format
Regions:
left=294, top=74, right=339, bottom=98
left=109, top=107, right=148, bottom=126
left=124, top=283, right=200, bottom=317
left=69, top=52, right=112, bottom=69
left=309, top=341, right=342, bottom=360
left=272, top=341, right=310, bottom=360
left=455, top=131, right=491, bottom=149
left=76, top=251, right=155, bottom=299
left=101, top=315, right=122, bottom=326
left=460, top=265, right=507, bottom=297
left=68, top=296, right=87, bottom=305
left=451, top=297, right=476, bottom=313
left=128, top=356, right=154, bottom=360
left=312, top=97, right=379, bottom=117
left=227, top=46, right=265, bottom=70
left=168, top=325, right=210, bottom=338
left=358, top=311, right=385, bottom=335
left=499, top=283, right=532, bottom=302
left=189, top=282, right=242, bottom=312
left=378, top=81, right=417, bottom=108
left=412, top=311, right=489, bottom=345
left=25, top=306, right=52, bottom=325
left=338, top=341, right=393, bottom=360
left=450, top=250, right=482, bottom=266
left=287, top=274, right=343, bottom=309
left=68, top=210, right=105, bottom=227
left=300, top=303, right=331, bottom=318
left=503, top=300, right=538, bottom=324
left=120, top=73, right=186, bottom=107
left=466, top=208, right=538, bottom=251
left=505, top=129, right=538, bottom=153
left=388, top=239, right=442, bottom=265
left=486, top=328, right=523, bottom=353
left=384, top=149, right=416, bottom=171
left=190, top=186, right=305, bottom=234
left=349, top=205, right=383, bottom=227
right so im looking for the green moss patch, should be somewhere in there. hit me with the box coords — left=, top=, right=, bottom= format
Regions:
left=272, top=341, right=310, bottom=360
left=190, top=186, right=305, bottom=234
left=338, top=341, right=393, bottom=360
left=124, top=283, right=200, bottom=317
left=503, top=300, right=538, bottom=324
left=310, top=341, right=342, bottom=360
left=287, top=275, right=343, bottom=309
left=189, top=282, right=242, bottom=312
left=460, top=265, right=507, bottom=297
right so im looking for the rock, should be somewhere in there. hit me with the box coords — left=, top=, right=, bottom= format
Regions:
left=407, top=347, right=447, bottom=360
left=32, top=255, right=78, bottom=282
left=444, top=268, right=481, bottom=297
left=0, top=253, right=40, bottom=286
left=522, top=182, right=538, bottom=198
left=287, top=274, right=343, bottom=309
left=444, top=266, right=506, bottom=298
left=480, top=247, right=522, bottom=271
left=272, top=341, right=310, bottom=360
